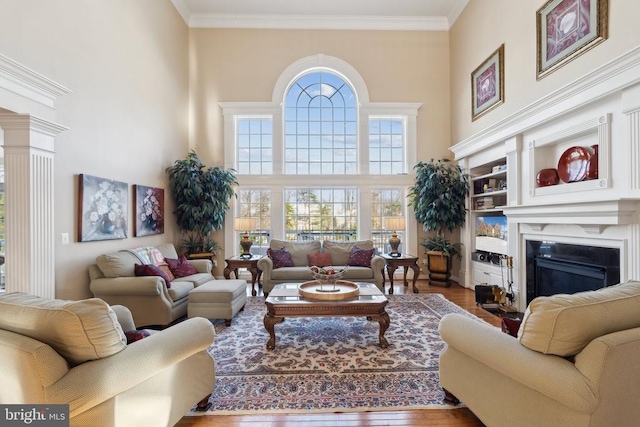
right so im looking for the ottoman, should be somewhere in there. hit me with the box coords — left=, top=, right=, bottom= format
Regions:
left=188, top=280, right=247, bottom=326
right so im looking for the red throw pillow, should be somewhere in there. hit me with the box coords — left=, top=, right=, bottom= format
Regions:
left=267, top=247, right=294, bottom=269
left=307, top=252, right=332, bottom=267
left=134, top=263, right=172, bottom=288
left=164, top=255, right=198, bottom=278
left=125, top=329, right=150, bottom=344
left=347, top=245, right=375, bottom=267
left=501, top=317, right=522, bottom=337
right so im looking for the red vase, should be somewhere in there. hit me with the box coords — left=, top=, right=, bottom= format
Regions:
left=586, top=145, right=599, bottom=180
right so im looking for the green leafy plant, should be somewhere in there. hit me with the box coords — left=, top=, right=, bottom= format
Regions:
left=408, top=158, right=470, bottom=258
left=166, top=151, right=238, bottom=255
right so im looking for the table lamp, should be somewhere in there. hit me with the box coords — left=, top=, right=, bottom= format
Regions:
left=383, top=217, right=405, bottom=257
left=234, top=217, right=257, bottom=258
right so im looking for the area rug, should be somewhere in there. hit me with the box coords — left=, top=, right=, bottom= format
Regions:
left=190, top=293, right=484, bottom=415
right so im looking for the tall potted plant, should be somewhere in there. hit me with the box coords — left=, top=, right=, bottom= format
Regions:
left=408, top=158, right=470, bottom=287
left=166, top=151, right=238, bottom=257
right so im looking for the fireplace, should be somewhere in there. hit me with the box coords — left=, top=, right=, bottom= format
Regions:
left=525, top=240, right=620, bottom=305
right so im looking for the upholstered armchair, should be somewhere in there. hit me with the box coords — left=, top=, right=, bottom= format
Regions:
left=0, top=292, right=215, bottom=426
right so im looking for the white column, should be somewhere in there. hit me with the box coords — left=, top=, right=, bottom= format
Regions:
left=0, top=113, right=67, bottom=298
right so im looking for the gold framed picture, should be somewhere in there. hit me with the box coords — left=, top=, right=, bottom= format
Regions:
left=536, top=0, right=608, bottom=80
left=471, top=44, right=505, bottom=121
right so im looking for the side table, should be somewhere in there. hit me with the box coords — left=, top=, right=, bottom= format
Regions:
left=224, top=255, right=263, bottom=296
left=381, top=254, right=421, bottom=294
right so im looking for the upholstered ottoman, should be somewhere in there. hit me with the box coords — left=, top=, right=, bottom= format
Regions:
left=188, top=280, right=247, bottom=326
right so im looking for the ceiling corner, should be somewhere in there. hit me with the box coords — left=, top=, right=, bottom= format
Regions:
left=171, top=0, right=191, bottom=25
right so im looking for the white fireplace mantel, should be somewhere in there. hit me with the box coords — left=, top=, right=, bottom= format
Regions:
left=502, top=199, right=640, bottom=226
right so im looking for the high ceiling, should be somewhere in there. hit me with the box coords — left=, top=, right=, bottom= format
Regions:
left=171, top=0, right=470, bottom=30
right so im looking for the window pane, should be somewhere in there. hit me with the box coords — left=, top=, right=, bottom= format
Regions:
left=237, top=189, right=271, bottom=257
left=284, top=71, right=358, bottom=175
left=369, top=118, right=405, bottom=175
left=370, top=189, right=406, bottom=254
left=284, top=188, right=358, bottom=241
left=236, top=118, right=273, bottom=175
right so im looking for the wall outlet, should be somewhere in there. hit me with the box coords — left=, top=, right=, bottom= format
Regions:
left=61, top=233, right=69, bottom=245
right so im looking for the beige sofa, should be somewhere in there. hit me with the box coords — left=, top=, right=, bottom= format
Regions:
left=0, top=292, right=215, bottom=427
left=257, top=239, right=386, bottom=295
left=89, top=243, right=214, bottom=328
left=439, top=281, right=640, bottom=427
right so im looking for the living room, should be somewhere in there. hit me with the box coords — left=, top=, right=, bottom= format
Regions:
left=1, top=0, right=640, bottom=426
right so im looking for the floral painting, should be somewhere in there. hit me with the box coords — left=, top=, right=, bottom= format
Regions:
left=134, top=185, right=164, bottom=237
left=536, top=0, right=608, bottom=79
left=78, top=174, right=128, bottom=242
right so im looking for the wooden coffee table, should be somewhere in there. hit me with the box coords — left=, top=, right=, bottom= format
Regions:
left=264, top=282, right=390, bottom=350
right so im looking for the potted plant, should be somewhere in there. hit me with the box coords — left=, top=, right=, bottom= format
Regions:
left=408, top=158, right=470, bottom=287
left=166, top=151, right=238, bottom=258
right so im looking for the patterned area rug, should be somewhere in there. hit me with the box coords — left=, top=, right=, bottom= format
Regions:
left=191, top=293, right=481, bottom=415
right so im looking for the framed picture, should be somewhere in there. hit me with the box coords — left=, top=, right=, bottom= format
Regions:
left=471, top=44, right=505, bottom=121
left=78, top=174, right=128, bottom=242
left=134, top=185, right=165, bottom=237
left=536, top=0, right=608, bottom=80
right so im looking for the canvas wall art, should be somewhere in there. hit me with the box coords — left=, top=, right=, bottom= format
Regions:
left=471, top=44, right=505, bottom=121
left=134, top=185, right=164, bottom=237
left=78, top=174, right=128, bottom=242
left=536, top=0, right=608, bottom=79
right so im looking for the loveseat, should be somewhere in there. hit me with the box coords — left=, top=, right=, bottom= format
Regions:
left=438, top=280, right=640, bottom=427
left=257, top=239, right=386, bottom=295
left=89, top=243, right=214, bottom=327
left=0, top=292, right=215, bottom=426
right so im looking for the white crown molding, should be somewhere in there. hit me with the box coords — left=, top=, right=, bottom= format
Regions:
left=502, top=200, right=640, bottom=226
left=170, top=0, right=190, bottom=25
left=187, top=13, right=449, bottom=31
left=447, top=0, right=469, bottom=26
left=0, top=53, right=71, bottom=109
left=451, top=45, right=640, bottom=159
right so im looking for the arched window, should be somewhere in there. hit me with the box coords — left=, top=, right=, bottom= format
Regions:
left=284, top=71, right=358, bottom=174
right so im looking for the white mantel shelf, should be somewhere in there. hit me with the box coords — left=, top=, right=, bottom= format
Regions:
left=502, top=199, right=640, bottom=226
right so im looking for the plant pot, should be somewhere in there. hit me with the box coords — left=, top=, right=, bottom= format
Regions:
left=426, top=250, right=452, bottom=287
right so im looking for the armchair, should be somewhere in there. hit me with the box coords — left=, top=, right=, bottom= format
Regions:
left=0, top=292, right=215, bottom=426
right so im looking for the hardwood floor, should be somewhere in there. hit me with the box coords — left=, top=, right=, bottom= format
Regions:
left=176, top=280, right=500, bottom=427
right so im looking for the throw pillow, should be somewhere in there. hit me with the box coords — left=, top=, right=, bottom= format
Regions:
left=125, top=329, right=150, bottom=344
left=147, top=248, right=166, bottom=266
left=347, top=245, right=375, bottom=267
left=134, top=263, right=172, bottom=288
left=267, top=247, right=295, bottom=269
left=501, top=317, right=522, bottom=337
left=156, top=264, right=175, bottom=282
left=307, top=252, right=332, bottom=267
left=164, top=255, right=199, bottom=278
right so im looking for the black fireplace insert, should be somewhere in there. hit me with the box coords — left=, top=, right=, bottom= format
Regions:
left=526, top=240, right=620, bottom=305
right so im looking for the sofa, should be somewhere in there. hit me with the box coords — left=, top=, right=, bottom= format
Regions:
left=0, top=292, right=215, bottom=427
left=438, top=280, right=640, bottom=427
left=257, top=239, right=386, bottom=295
left=89, top=243, right=215, bottom=328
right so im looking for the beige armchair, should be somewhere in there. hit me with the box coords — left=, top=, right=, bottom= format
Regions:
left=0, top=292, right=215, bottom=426
left=439, top=281, right=640, bottom=427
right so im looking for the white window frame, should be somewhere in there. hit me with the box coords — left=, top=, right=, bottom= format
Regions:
left=220, top=54, right=421, bottom=259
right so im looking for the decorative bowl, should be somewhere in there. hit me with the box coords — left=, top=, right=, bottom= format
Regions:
left=308, top=265, right=349, bottom=286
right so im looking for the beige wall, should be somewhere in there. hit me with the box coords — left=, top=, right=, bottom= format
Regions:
left=190, top=28, right=453, bottom=261
left=450, top=0, right=640, bottom=143
left=0, top=0, right=189, bottom=299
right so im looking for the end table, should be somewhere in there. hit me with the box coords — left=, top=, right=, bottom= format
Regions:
left=381, top=254, right=421, bottom=294
left=224, top=255, right=263, bottom=296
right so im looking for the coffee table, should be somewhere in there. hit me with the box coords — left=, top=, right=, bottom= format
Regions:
left=264, top=282, right=390, bottom=350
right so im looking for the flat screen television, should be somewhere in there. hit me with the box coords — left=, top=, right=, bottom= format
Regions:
left=475, top=215, right=508, bottom=255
